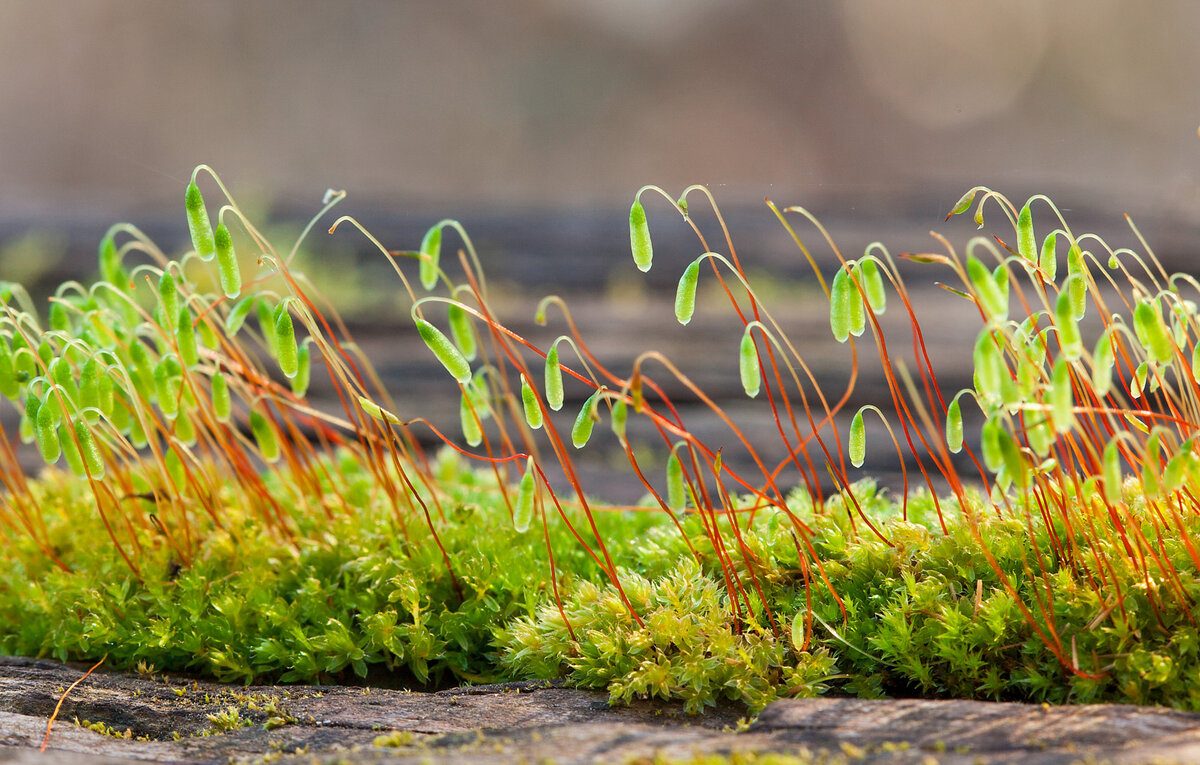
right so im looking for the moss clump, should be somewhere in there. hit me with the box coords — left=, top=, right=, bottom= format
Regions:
left=5, top=464, right=1200, bottom=713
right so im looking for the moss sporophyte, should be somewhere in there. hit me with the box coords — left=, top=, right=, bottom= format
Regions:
left=4, top=167, right=1200, bottom=713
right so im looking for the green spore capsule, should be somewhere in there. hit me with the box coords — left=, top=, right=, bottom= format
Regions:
left=358, top=396, right=402, bottom=425
left=1017, top=203, right=1035, bottom=262
left=291, top=341, right=311, bottom=397
left=127, top=404, right=148, bottom=448
left=274, top=302, right=299, bottom=378
left=196, top=314, right=218, bottom=349
left=211, top=371, right=232, bottom=422
left=419, top=225, right=442, bottom=291
left=250, top=408, right=280, bottom=462
left=739, top=328, right=761, bottom=398
left=47, top=358, right=78, bottom=406
left=947, top=188, right=976, bottom=218
left=966, top=256, right=1007, bottom=322
left=629, top=200, right=653, bottom=272
left=460, top=390, right=483, bottom=447
left=849, top=409, right=866, bottom=468
left=21, top=391, right=40, bottom=444
left=214, top=223, right=241, bottom=298
left=610, top=399, right=628, bottom=441
left=13, top=347, right=34, bottom=386
left=544, top=345, right=564, bottom=411
left=164, top=447, right=186, bottom=490
left=257, top=300, right=279, bottom=357
left=128, top=341, right=155, bottom=398
left=675, top=260, right=700, bottom=325
left=416, top=318, right=471, bottom=383
left=666, top=450, right=686, bottom=511
left=80, top=357, right=102, bottom=422
left=49, top=301, right=70, bottom=333
left=226, top=296, right=256, bottom=336
left=571, top=388, right=602, bottom=449
left=790, top=612, right=807, bottom=653
left=513, top=457, right=536, bottom=533
left=1164, top=443, right=1192, bottom=492
left=60, top=422, right=85, bottom=476
left=185, top=181, right=215, bottom=261
left=176, top=306, right=199, bottom=367
left=1066, top=258, right=1087, bottom=320
left=946, top=397, right=964, bottom=453
left=35, top=398, right=61, bottom=464
left=520, top=374, right=543, bottom=430
left=857, top=259, right=887, bottom=315
left=980, top=417, right=1004, bottom=474
left=1133, top=300, right=1174, bottom=364
left=447, top=304, right=477, bottom=362
left=1092, top=330, right=1115, bottom=398
left=173, top=407, right=196, bottom=446
left=1039, top=233, right=1058, bottom=282
left=158, top=271, right=180, bottom=334
left=1026, top=415, right=1053, bottom=457
left=74, top=419, right=105, bottom=479
left=99, top=235, right=126, bottom=288
left=829, top=267, right=853, bottom=343
left=97, top=371, right=115, bottom=420
left=1000, top=426, right=1028, bottom=488
left=1055, top=285, right=1083, bottom=359
left=154, top=355, right=181, bottom=419
left=0, top=337, right=18, bottom=400
left=1142, top=433, right=1162, bottom=500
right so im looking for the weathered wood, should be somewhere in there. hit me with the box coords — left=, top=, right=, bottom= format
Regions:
left=3, top=656, right=1200, bottom=764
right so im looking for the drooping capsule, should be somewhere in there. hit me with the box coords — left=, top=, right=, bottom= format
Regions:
left=513, top=457, right=536, bottom=533
left=274, top=302, right=299, bottom=378
left=571, top=388, right=602, bottom=449
left=214, top=223, right=241, bottom=298
left=739, top=328, right=761, bottom=398
left=629, top=200, right=653, bottom=272
left=447, top=304, right=477, bottom=362
left=211, top=370, right=232, bottom=423
left=459, top=389, right=483, bottom=447
left=544, top=345, right=564, bottom=411
left=674, top=259, right=700, bottom=325
left=856, top=259, right=887, bottom=315
left=946, top=397, right=964, bottom=453
left=176, top=306, right=199, bottom=367
left=185, top=181, right=216, bottom=261
left=35, top=397, right=61, bottom=464
left=158, top=271, right=180, bottom=334
left=291, top=342, right=311, bottom=397
left=419, top=225, right=442, bottom=291
left=416, top=318, right=471, bottom=383
left=74, top=419, right=105, bottom=478
left=1016, top=203, right=1035, bottom=263
left=666, top=450, right=686, bottom=511
left=849, top=409, right=866, bottom=468
left=250, top=407, right=280, bottom=462
left=520, top=374, right=543, bottom=430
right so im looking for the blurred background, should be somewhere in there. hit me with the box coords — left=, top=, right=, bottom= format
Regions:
left=2, top=0, right=1199, bottom=216
left=1, top=0, right=1199, bottom=498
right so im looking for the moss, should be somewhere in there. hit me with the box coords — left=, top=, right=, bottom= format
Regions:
left=4, top=169, right=1200, bottom=718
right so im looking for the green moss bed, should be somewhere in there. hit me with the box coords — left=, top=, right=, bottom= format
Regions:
left=4, top=451, right=1196, bottom=715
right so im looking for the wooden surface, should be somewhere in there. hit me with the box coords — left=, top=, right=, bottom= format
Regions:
left=3, top=655, right=1200, bottom=764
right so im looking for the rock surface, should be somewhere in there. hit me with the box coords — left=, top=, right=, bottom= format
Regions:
left=2, top=656, right=1200, bottom=764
